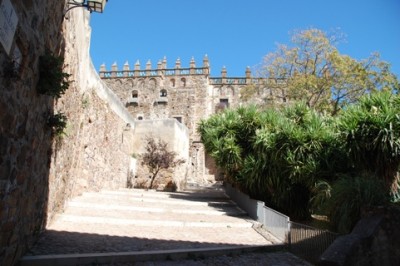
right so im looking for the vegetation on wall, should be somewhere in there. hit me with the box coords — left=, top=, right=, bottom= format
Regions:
left=37, top=51, right=71, bottom=99
left=47, top=113, right=68, bottom=136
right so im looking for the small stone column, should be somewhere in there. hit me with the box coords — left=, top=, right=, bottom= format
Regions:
left=175, top=58, right=181, bottom=75
left=157, top=60, right=163, bottom=76
left=221, top=66, right=227, bottom=84
left=111, top=62, right=118, bottom=78
left=123, top=61, right=130, bottom=77
left=203, top=54, right=210, bottom=75
left=146, top=60, right=151, bottom=76
left=134, top=60, right=140, bottom=77
left=99, top=63, right=106, bottom=78
left=190, top=57, right=196, bottom=74
left=245, top=66, right=251, bottom=84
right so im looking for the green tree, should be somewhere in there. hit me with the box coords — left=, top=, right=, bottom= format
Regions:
left=259, top=28, right=398, bottom=114
left=141, top=136, right=185, bottom=189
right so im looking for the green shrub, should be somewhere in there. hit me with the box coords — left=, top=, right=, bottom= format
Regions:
left=326, top=175, right=389, bottom=234
left=37, top=52, right=71, bottom=98
left=47, top=113, right=67, bottom=136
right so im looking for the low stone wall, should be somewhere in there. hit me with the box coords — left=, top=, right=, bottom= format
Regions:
left=131, top=119, right=189, bottom=190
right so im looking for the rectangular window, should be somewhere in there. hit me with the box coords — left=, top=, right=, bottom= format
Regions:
left=173, top=116, right=183, bottom=123
left=220, top=98, right=229, bottom=108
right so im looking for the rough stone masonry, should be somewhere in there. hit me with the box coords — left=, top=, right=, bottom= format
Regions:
left=0, top=1, right=136, bottom=265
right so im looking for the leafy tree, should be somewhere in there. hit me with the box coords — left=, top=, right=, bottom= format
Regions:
left=141, top=136, right=185, bottom=189
left=258, top=28, right=398, bottom=114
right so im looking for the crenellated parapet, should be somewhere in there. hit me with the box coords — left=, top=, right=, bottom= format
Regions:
left=99, top=55, right=262, bottom=86
left=99, top=55, right=211, bottom=79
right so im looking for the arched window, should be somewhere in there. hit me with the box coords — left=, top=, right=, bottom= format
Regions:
left=131, top=90, right=138, bottom=98
left=149, top=78, right=157, bottom=89
left=181, top=78, right=186, bottom=87
left=170, top=78, right=176, bottom=87
left=138, top=79, right=145, bottom=89
left=227, top=86, right=234, bottom=96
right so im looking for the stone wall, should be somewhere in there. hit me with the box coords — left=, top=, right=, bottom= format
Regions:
left=101, top=64, right=212, bottom=142
left=0, top=1, right=136, bottom=265
left=47, top=9, right=137, bottom=223
left=0, top=1, right=65, bottom=264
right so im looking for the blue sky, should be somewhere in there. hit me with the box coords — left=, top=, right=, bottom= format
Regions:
left=89, top=0, right=400, bottom=78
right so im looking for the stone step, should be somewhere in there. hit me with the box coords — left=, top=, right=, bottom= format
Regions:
left=65, top=201, right=247, bottom=217
left=52, top=214, right=253, bottom=228
left=103, top=188, right=229, bottom=200
left=23, top=188, right=280, bottom=265
left=71, top=193, right=237, bottom=209
left=61, top=205, right=249, bottom=224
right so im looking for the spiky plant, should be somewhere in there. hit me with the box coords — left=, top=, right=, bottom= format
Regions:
left=325, top=174, right=389, bottom=234
left=339, top=91, right=400, bottom=192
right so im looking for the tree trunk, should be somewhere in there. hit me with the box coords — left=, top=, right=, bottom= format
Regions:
left=149, top=170, right=159, bottom=189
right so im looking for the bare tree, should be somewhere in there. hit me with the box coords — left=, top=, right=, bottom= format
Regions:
left=141, top=136, right=185, bottom=189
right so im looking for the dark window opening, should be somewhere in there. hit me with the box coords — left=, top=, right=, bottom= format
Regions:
left=173, top=116, right=182, bottom=123
left=160, top=89, right=168, bottom=97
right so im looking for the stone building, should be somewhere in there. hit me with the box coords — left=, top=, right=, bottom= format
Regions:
left=99, top=57, right=270, bottom=184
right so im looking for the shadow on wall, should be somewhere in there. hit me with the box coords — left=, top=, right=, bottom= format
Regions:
left=0, top=0, right=68, bottom=265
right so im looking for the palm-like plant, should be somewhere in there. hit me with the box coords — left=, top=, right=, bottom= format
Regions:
left=198, top=93, right=400, bottom=224
left=246, top=103, right=343, bottom=219
left=339, top=91, right=400, bottom=192
left=198, top=107, right=260, bottom=179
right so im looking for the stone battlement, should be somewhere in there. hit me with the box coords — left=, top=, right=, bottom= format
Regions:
left=98, top=56, right=261, bottom=85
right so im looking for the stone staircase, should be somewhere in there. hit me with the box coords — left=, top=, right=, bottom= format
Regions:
left=18, top=187, right=309, bottom=265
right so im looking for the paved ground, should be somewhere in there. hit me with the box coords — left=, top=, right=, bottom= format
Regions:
left=23, top=186, right=311, bottom=265
left=100, top=252, right=311, bottom=266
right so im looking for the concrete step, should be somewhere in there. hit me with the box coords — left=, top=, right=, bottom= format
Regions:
left=60, top=205, right=249, bottom=224
left=52, top=214, right=253, bottom=228
left=69, top=193, right=238, bottom=210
